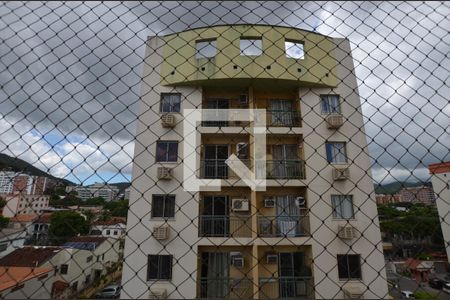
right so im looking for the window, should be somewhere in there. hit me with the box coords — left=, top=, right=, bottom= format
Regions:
left=60, top=264, right=68, bottom=275
left=113, top=230, right=118, bottom=236
left=331, top=195, right=354, bottom=219
left=0, top=243, right=8, bottom=252
left=151, top=195, right=176, bottom=219
left=325, top=142, right=347, bottom=163
left=147, top=255, right=173, bottom=280
left=337, top=254, right=361, bottom=279
left=155, top=141, right=178, bottom=162
left=321, top=95, right=341, bottom=114
left=106, top=230, right=111, bottom=235
left=87, top=256, right=93, bottom=263
left=240, top=38, right=262, bottom=56
left=196, top=39, right=217, bottom=59
left=160, top=93, right=181, bottom=113
left=285, top=40, right=305, bottom=59
left=11, top=284, right=24, bottom=292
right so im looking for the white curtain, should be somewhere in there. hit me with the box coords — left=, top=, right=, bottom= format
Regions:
left=276, top=196, right=299, bottom=236
left=332, top=195, right=354, bottom=219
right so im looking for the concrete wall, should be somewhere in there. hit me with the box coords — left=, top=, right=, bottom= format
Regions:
left=430, top=171, right=450, bottom=261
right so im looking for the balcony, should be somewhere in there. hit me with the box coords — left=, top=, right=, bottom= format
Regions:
left=267, top=110, right=301, bottom=127
left=259, top=277, right=312, bottom=299
left=257, top=214, right=309, bottom=237
left=199, top=215, right=252, bottom=238
left=265, top=160, right=305, bottom=179
left=200, top=159, right=250, bottom=179
left=199, top=277, right=253, bottom=299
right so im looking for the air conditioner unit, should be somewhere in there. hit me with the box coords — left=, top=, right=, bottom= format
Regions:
left=338, top=225, right=357, bottom=240
left=239, top=94, right=248, bottom=105
left=266, top=253, right=278, bottom=264
left=157, top=167, right=172, bottom=180
left=149, top=288, right=167, bottom=299
left=343, top=286, right=363, bottom=299
left=295, top=196, right=306, bottom=207
left=333, top=167, right=350, bottom=181
left=326, top=113, right=344, bottom=129
left=232, top=198, right=249, bottom=212
left=231, top=252, right=244, bottom=268
left=264, top=197, right=275, bottom=208
left=153, top=224, right=169, bottom=240
left=236, top=143, right=248, bottom=159
left=161, top=113, right=176, bottom=128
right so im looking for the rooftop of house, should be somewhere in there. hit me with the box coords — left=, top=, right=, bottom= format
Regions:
left=9, top=214, right=38, bottom=223
left=34, top=213, right=52, bottom=224
left=0, top=228, right=26, bottom=241
left=429, top=161, right=450, bottom=174
left=93, top=217, right=126, bottom=226
left=0, top=247, right=61, bottom=267
left=63, top=236, right=108, bottom=251
left=0, top=266, right=52, bottom=292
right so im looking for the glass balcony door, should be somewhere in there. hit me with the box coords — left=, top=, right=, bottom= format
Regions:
left=204, top=98, right=229, bottom=127
left=270, top=99, right=294, bottom=126
left=204, top=145, right=229, bottom=178
left=271, top=145, right=298, bottom=178
left=201, top=196, right=229, bottom=236
left=276, top=196, right=301, bottom=237
left=279, top=252, right=308, bottom=298
left=200, top=252, right=230, bottom=298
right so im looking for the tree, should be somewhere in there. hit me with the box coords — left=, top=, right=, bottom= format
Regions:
left=104, top=200, right=128, bottom=217
left=0, top=216, right=9, bottom=229
left=0, top=196, right=6, bottom=209
left=48, top=211, right=88, bottom=245
left=84, top=197, right=106, bottom=206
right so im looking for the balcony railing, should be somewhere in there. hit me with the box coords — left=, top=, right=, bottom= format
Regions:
left=200, top=159, right=250, bottom=179
left=259, top=277, right=312, bottom=299
left=267, top=110, right=301, bottom=127
left=200, top=110, right=301, bottom=127
left=199, top=277, right=253, bottom=299
left=199, top=215, right=252, bottom=237
left=265, top=160, right=305, bottom=179
left=257, top=214, right=309, bottom=237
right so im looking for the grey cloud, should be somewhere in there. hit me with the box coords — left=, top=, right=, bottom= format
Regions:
left=0, top=1, right=449, bottom=183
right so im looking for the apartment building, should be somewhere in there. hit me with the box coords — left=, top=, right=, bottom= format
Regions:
left=0, top=171, right=54, bottom=195
left=2, top=194, right=50, bottom=218
left=428, top=162, right=450, bottom=262
left=375, top=194, right=402, bottom=205
left=399, top=186, right=436, bottom=205
left=122, top=25, right=388, bottom=299
left=65, top=183, right=119, bottom=202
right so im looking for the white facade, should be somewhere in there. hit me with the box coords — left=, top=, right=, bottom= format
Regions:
left=66, top=183, right=119, bottom=202
left=0, top=267, right=53, bottom=299
left=429, top=162, right=450, bottom=262
left=2, top=194, right=50, bottom=218
left=0, top=171, right=16, bottom=194
left=91, top=223, right=126, bottom=238
left=122, top=26, right=388, bottom=299
left=0, top=229, right=26, bottom=258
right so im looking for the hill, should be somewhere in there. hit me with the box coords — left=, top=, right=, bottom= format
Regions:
left=0, top=153, right=74, bottom=185
left=374, top=181, right=431, bottom=195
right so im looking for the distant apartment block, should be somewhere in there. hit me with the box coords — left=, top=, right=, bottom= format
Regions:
left=399, top=186, right=436, bottom=205
left=375, top=194, right=402, bottom=205
left=0, top=171, right=55, bottom=195
left=122, top=25, right=388, bottom=299
left=65, top=183, right=119, bottom=202
left=2, top=194, right=50, bottom=218
left=429, top=162, right=450, bottom=262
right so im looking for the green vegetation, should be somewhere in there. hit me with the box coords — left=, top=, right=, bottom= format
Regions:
left=48, top=211, right=89, bottom=245
left=104, top=200, right=128, bottom=217
left=379, top=203, right=444, bottom=248
left=414, top=291, right=438, bottom=299
left=374, top=181, right=430, bottom=195
left=0, top=216, right=9, bottom=229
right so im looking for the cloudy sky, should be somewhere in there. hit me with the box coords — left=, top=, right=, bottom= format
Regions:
left=0, top=1, right=448, bottom=185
